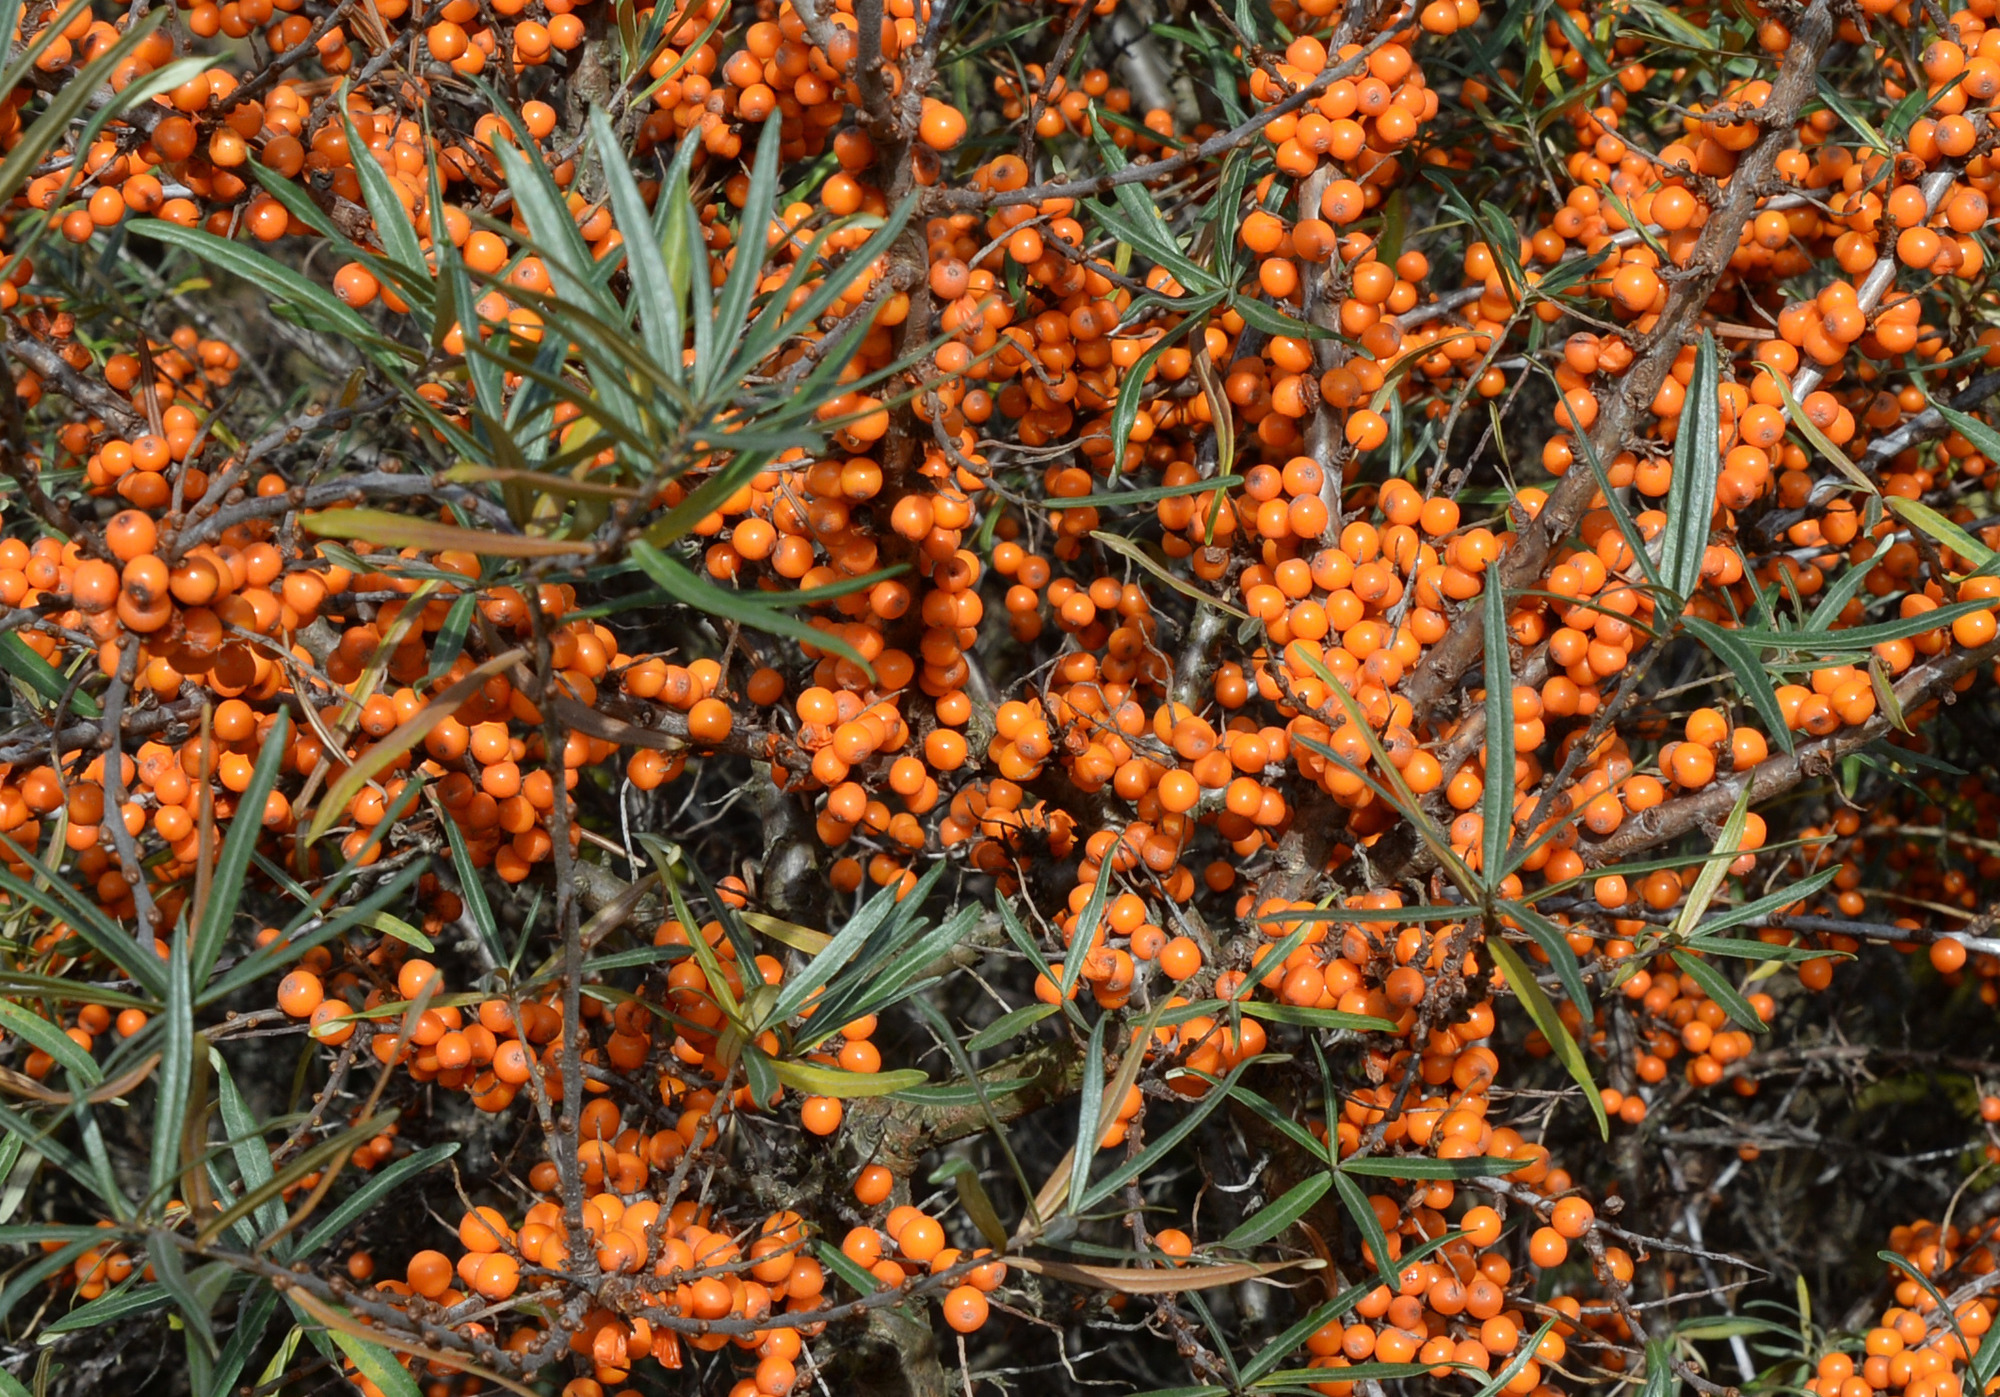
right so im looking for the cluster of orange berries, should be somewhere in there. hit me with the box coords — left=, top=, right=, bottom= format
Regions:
left=41, top=1222, right=142, bottom=1303
left=1213, top=1155, right=1643, bottom=1395
left=343, top=1200, right=820, bottom=1395
left=1605, top=951, right=1772, bottom=1099
left=266, top=919, right=884, bottom=1145
left=26, top=0, right=2000, bottom=975
left=14, top=0, right=2000, bottom=1381
left=836, top=1205, right=1006, bottom=1327
left=1800, top=1218, right=2000, bottom=1397
left=335, top=1167, right=1008, bottom=1395
left=22, top=0, right=754, bottom=248
left=13, top=998, right=147, bottom=1079
left=1742, top=793, right=2000, bottom=996
left=992, top=66, right=1167, bottom=147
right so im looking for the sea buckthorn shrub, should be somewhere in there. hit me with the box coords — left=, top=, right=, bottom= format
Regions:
left=9, top=0, right=2000, bottom=1390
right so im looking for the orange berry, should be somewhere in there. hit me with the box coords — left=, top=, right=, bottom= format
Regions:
left=800, top=1095, right=843, bottom=1135
left=276, top=971, right=323, bottom=1018
left=943, top=1284, right=988, bottom=1332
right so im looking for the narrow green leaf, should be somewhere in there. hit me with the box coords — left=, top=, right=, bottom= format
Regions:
left=736, top=198, right=920, bottom=378
left=1673, top=1316, right=1790, bottom=1341
left=195, top=711, right=288, bottom=979
left=1090, top=531, right=1251, bottom=619
left=149, top=931, right=194, bottom=1207
left=1482, top=578, right=1515, bottom=880
left=0, top=1101, right=90, bottom=1201
left=1258, top=903, right=1472, bottom=926
left=928, top=1157, right=1009, bottom=1251
left=1471, top=1321, right=1559, bottom=1397
left=664, top=136, right=709, bottom=379
left=1816, top=77, right=1890, bottom=154
left=818, top=913, right=981, bottom=1033
left=129, top=222, right=410, bottom=365
left=818, top=1238, right=884, bottom=1296
left=1050, top=465, right=1241, bottom=511
left=592, top=107, right=681, bottom=371
left=421, top=593, right=478, bottom=688
left=330, top=1329, right=424, bottom=1397
left=199, top=863, right=425, bottom=1007
left=790, top=866, right=954, bottom=1035
left=767, top=876, right=914, bottom=1026
left=1676, top=934, right=1843, bottom=963
left=1061, top=859, right=1115, bottom=1002
left=1930, top=400, right=2000, bottom=493
left=197, top=1113, right=397, bottom=1248
left=1974, top=1294, right=2000, bottom=1391
left=0, top=632, right=98, bottom=717
left=1231, top=1088, right=1334, bottom=1170
left=1738, top=598, right=1990, bottom=654
left=1763, top=365, right=1878, bottom=496
left=1230, top=294, right=1316, bottom=339
left=336, top=106, right=430, bottom=304
left=364, top=912, right=435, bottom=952
left=433, top=795, right=503, bottom=969
left=0, top=1239, right=94, bottom=1326
left=0, top=973, right=149, bottom=1010
left=889, top=1075, right=1038, bottom=1107
left=1252, top=1364, right=1434, bottom=1389
left=39, top=1281, right=171, bottom=1336
left=1241, top=1276, right=1380, bottom=1381
left=1527, top=359, right=1660, bottom=593
left=1222, top=1174, right=1332, bottom=1248
left=1681, top=617, right=1794, bottom=755
left=627, top=541, right=876, bottom=673
left=705, top=116, right=786, bottom=399
left=1689, top=866, right=1840, bottom=938
left=907, top=997, right=1043, bottom=1226
left=966, top=1003, right=1060, bottom=1051
left=1870, top=653, right=1912, bottom=734
left=0, top=849, right=162, bottom=995
left=236, top=1306, right=295, bottom=1396
left=1887, top=496, right=1995, bottom=570
left=1505, top=900, right=1592, bottom=1023
left=771, top=1061, right=927, bottom=1098
left=1338, top=1154, right=1532, bottom=1180
left=1069, top=1016, right=1109, bottom=1208
left=1670, top=951, right=1768, bottom=1034
left=1330, top=1168, right=1394, bottom=1282
left=1488, top=937, right=1608, bottom=1139
left=1076, top=1058, right=1265, bottom=1211
left=1237, top=1002, right=1398, bottom=1033
left=211, top=1050, right=287, bottom=1247
left=0, top=1000, right=100, bottom=1085
left=1805, top=552, right=1880, bottom=630
left=295, top=1144, right=459, bottom=1260
left=0, top=0, right=78, bottom=99
left=144, top=1236, right=215, bottom=1356
left=1660, top=331, right=1719, bottom=609
left=1667, top=784, right=1753, bottom=943
left=0, top=12, right=173, bottom=214
left=1102, top=308, right=1219, bottom=485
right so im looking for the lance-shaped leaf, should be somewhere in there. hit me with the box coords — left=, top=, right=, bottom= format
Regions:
left=306, top=653, right=524, bottom=844
left=1668, top=784, right=1754, bottom=943
left=770, top=1060, right=927, bottom=1098
left=1222, top=1175, right=1333, bottom=1248
left=1482, top=577, right=1515, bottom=879
left=1670, top=951, right=1769, bottom=1035
left=1659, top=331, right=1720, bottom=611
left=1488, top=937, right=1609, bottom=1139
